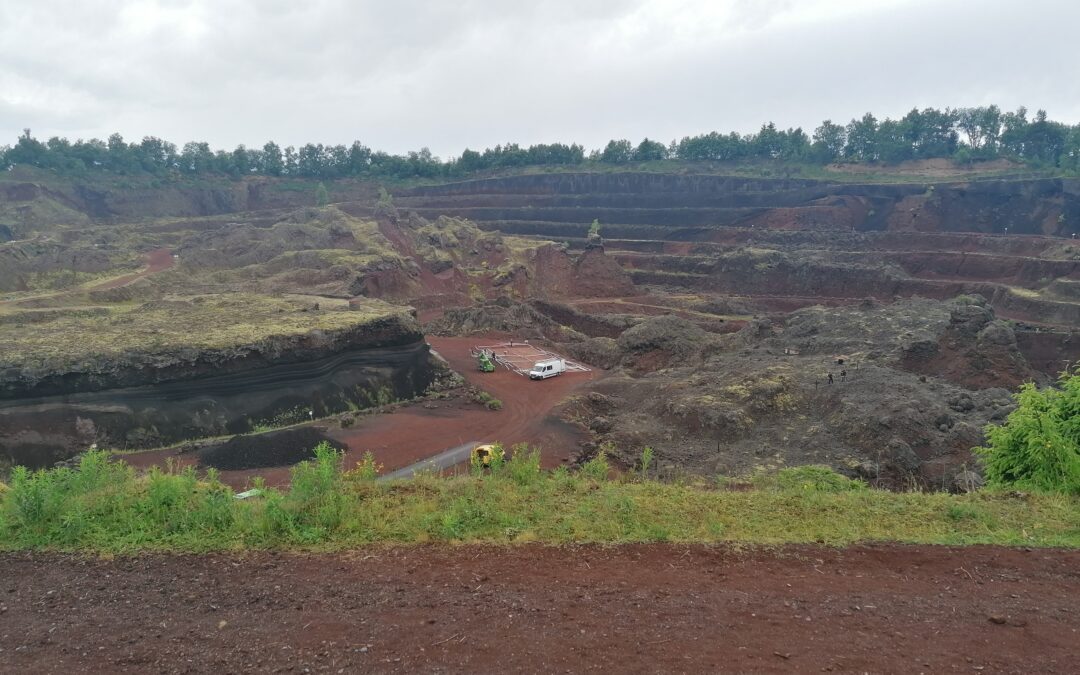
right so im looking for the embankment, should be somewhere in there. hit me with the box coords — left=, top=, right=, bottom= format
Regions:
left=0, top=320, right=435, bottom=469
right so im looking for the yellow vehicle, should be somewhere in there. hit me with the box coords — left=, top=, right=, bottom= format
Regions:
left=470, top=443, right=503, bottom=469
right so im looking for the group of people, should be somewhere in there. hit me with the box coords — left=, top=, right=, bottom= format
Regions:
left=826, top=369, right=847, bottom=384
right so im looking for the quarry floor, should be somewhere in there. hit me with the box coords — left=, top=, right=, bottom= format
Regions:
left=124, top=334, right=596, bottom=488
left=1, top=544, right=1077, bottom=673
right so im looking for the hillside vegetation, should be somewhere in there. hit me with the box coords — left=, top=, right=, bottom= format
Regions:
left=3, top=105, right=1078, bottom=184
left=1, top=445, right=1077, bottom=553
left=0, top=294, right=411, bottom=377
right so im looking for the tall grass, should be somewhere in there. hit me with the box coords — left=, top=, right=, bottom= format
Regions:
left=0, top=450, right=1077, bottom=553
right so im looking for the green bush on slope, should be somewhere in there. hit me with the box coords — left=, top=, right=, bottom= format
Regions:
left=977, top=370, right=1080, bottom=495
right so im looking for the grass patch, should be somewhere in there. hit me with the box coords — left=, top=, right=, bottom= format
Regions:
left=0, top=293, right=414, bottom=377
left=1, top=448, right=1077, bottom=553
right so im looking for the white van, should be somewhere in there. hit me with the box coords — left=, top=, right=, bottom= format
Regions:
left=529, top=358, right=566, bottom=380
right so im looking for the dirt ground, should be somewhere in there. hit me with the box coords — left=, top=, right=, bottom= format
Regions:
left=0, top=544, right=1076, bottom=673
left=124, top=334, right=595, bottom=488
left=0, top=248, right=174, bottom=307
left=86, top=248, right=175, bottom=291
left=326, top=335, right=595, bottom=476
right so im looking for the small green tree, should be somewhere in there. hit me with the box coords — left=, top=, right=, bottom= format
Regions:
left=588, top=219, right=601, bottom=237
left=314, top=182, right=329, bottom=206
left=976, top=371, right=1080, bottom=494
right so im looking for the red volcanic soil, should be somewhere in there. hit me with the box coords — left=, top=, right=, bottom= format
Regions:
left=124, top=334, right=596, bottom=488
left=323, top=335, right=595, bottom=475
left=2, top=544, right=1076, bottom=674
left=86, top=248, right=174, bottom=291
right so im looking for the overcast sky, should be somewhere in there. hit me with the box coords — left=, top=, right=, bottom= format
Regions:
left=2, top=0, right=1078, bottom=157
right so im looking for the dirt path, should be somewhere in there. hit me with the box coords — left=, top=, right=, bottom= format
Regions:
left=85, top=247, right=175, bottom=291
left=1, top=544, right=1075, bottom=673
left=0, top=248, right=174, bottom=307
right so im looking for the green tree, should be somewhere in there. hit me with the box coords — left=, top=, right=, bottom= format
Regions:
left=844, top=113, right=879, bottom=161
left=314, top=182, right=330, bottom=206
left=6, top=129, right=49, bottom=167
left=976, top=370, right=1080, bottom=494
left=956, top=105, right=1001, bottom=153
left=632, top=137, right=667, bottom=161
left=262, top=141, right=284, bottom=176
left=599, top=139, right=633, bottom=163
left=811, top=120, right=846, bottom=162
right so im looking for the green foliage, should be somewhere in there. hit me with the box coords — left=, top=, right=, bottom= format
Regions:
left=279, top=443, right=347, bottom=539
left=2, top=448, right=1078, bottom=551
left=472, top=390, right=502, bottom=410
left=314, top=182, right=330, bottom=206
left=505, top=444, right=542, bottom=486
left=588, top=218, right=601, bottom=237
left=639, top=446, right=655, bottom=480
left=581, top=449, right=610, bottom=482
left=976, top=372, right=1080, bottom=494
left=5, top=104, right=1080, bottom=183
left=772, top=465, right=868, bottom=493
left=348, top=452, right=381, bottom=481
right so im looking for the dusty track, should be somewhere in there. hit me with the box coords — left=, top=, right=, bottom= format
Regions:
left=0, top=248, right=174, bottom=307
left=1, top=544, right=1076, bottom=673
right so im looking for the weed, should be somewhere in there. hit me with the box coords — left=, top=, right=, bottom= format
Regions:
left=582, top=450, right=610, bottom=482
left=505, top=444, right=542, bottom=486
left=346, top=452, right=382, bottom=482
left=639, top=446, right=655, bottom=480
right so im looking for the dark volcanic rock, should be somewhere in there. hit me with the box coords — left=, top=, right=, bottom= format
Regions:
left=0, top=338, right=435, bottom=469
left=199, top=428, right=346, bottom=470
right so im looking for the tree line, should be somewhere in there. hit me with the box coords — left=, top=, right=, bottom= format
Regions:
left=2, top=105, right=1078, bottom=181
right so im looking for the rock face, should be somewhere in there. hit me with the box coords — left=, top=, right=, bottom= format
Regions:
left=900, top=296, right=1038, bottom=390
left=0, top=317, right=435, bottom=469
left=555, top=297, right=1023, bottom=491
left=398, top=173, right=1078, bottom=236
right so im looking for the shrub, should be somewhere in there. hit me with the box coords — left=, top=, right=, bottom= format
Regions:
left=347, top=452, right=382, bottom=481
left=506, top=444, right=542, bottom=486
left=581, top=450, right=610, bottom=482
left=976, top=372, right=1080, bottom=494
left=472, top=390, right=503, bottom=410
left=284, top=442, right=347, bottom=538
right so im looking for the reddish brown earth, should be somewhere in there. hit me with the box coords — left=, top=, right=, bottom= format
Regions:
left=325, top=335, right=595, bottom=475
left=0, top=248, right=174, bottom=307
left=86, top=248, right=175, bottom=291
left=124, top=334, right=595, bottom=488
left=1, top=544, right=1076, bottom=674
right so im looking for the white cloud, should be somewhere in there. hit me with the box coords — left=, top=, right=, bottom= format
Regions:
left=1, top=0, right=1077, bottom=155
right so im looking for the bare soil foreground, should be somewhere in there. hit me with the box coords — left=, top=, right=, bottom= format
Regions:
left=1, top=545, right=1076, bottom=673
